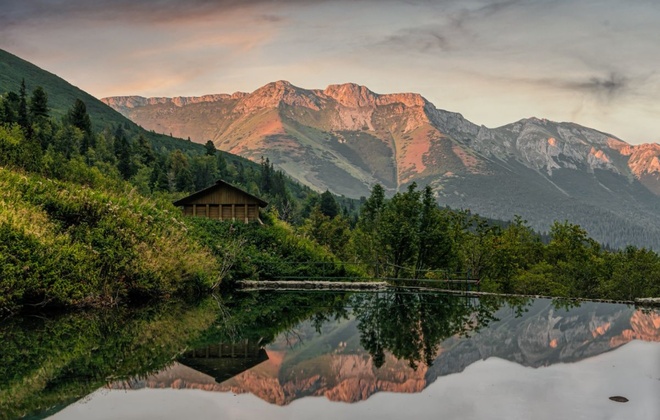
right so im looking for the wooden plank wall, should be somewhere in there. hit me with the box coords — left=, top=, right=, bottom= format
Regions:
left=186, top=185, right=262, bottom=206
left=182, top=204, right=261, bottom=222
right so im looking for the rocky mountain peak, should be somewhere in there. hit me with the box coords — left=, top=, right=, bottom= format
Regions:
left=323, top=83, right=378, bottom=108
left=321, top=83, right=428, bottom=109
left=235, top=80, right=323, bottom=112
left=100, top=94, right=238, bottom=114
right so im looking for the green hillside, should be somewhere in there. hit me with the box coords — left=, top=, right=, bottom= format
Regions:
left=0, top=48, right=200, bottom=153
left=0, top=48, right=321, bottom=207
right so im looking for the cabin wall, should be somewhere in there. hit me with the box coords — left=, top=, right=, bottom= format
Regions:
left=186, top=186, right=262, bottom=206
left=181, top=204, right=262, bottom=223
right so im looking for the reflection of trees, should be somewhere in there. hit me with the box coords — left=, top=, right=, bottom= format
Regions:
left=0, top=299, right=220, bottom=419
left=352, top=291, right=504, bottom=369
left=195, top=290, right=352, bottom=349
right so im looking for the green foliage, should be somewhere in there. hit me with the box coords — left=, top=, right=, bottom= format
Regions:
left=319, top=190, right=340, bottom=218
left=188, top=216, right=362, bottom=282
left=66, top=99, right=92, bottom=135
left=17, top=79, right=28, bottom=129
left=0, top=168, right=217, bottom=314
left=600, top=246, right=660, bottom=301
left=299, top=207, right=352, bottom=260
left=29, top=86, right=49, bottom=120
left=352, top=183, right=456, bottom=278
left=204, top=139, right=216, bottom=156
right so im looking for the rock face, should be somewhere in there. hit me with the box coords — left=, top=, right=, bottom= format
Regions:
left=102, top=82, right=660, bottom=249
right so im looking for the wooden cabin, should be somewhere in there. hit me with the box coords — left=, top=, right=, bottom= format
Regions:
left=173, top=180, right=268, bottom=223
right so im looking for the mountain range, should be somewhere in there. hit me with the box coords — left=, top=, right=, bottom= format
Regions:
left=103, top=81, right=660, bottom=249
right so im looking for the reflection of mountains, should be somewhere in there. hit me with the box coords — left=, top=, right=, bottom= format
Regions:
left=128, top=300, right=660, bottom=405
left=425, top=301, right=660, bottom=383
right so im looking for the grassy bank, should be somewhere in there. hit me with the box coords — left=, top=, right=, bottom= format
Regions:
left=0, top=167, right=218, bottom=314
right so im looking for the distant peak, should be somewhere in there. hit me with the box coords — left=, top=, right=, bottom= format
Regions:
left=323, top=83, right=378, bottom=108
left=251, top=80, right=306, bottom=96
left=520, top=117, right=548, bottom=124
left=259, top=80, right=298, bottom=90
left=238, top=80, right=321, bottom=111
left=322, top=82, right=428, bottom=108
left=324, top=82, right=375, bottom=94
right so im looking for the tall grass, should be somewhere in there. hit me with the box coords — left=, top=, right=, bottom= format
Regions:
left=0, top=167, right=218, bottom=314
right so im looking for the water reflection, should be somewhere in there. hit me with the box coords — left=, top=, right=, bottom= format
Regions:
left=1, top=291, right=659, bottom=419
left=112, top=292, right=659, bottom=407
left=353, top=291, right=502, bottom=369
left=0, top=299, right=221, bottom=419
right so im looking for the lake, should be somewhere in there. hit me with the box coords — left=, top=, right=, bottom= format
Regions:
left=1, top=290, right=659, bottom=419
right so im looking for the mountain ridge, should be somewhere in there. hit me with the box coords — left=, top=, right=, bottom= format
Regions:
left=102, top=80, right=660, bottom=249
left=102, top=81, right=659, bottom=183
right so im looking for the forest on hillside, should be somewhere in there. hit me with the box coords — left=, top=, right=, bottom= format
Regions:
left=0, top=83, right=659, bottom=314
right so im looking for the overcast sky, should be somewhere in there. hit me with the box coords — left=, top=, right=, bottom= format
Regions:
left=2, top=0, right=659, bottom=144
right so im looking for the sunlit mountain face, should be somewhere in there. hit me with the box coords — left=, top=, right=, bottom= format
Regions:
left=113, top=295, right=660, bottom=405
left=103, top=82, right=660, bottom=250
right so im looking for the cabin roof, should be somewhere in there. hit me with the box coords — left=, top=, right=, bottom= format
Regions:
left=172, top=179, right=269, bottom=207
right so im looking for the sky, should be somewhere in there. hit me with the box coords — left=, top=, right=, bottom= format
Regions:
left=1, top=0, right=659, bottom=145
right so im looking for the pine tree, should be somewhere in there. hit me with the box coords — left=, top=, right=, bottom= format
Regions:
left=260, top=156, right=273, bottom=193
left=67, top=99, right=94, bottom=153
left=170, top=150, right=194, bottom=192
left=0, top=92, right=18, bottom=124
left=29, top=86, right=49, bottom=120
left=204, top=140, right=216, bottom=156
left=114, top=127, right=134, bottom=180
left=150, top=154, right=171, bottom=192
left=136, top=134, right=155, bottom=165
left=319, top=190, right=339, bottom=218
left=18, top=79, right=29, bottom=129
left=67, top=99, right=92, bottom=134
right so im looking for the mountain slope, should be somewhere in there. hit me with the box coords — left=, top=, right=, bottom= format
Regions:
left=104, top=81, right=660, bottom=249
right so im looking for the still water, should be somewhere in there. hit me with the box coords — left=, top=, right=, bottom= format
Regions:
left=1, top=290, right=659, bottom=419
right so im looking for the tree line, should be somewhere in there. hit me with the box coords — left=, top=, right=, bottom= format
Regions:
left=298, top=182, right=660, bottom=301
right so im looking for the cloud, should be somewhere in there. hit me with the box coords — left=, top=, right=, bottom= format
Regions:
left=0, top=0, right=281, bottom=27
left=381, top=26, right=453, bottom=53
left=568, top=73, right=629, bottom=100
left=374, top=0, right=531, bottom=54
left=519, top=71, right=655, bottom=104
